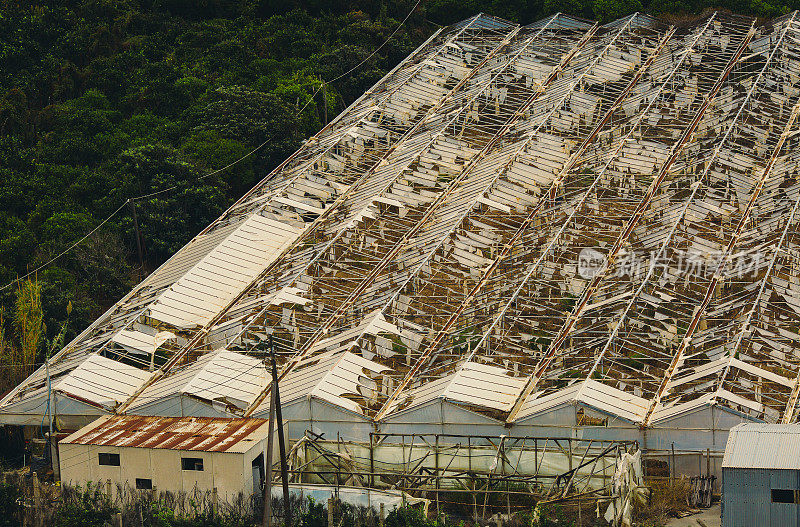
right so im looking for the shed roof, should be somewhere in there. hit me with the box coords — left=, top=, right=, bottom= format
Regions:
left=60, top=415, right=267, bottom=453
left=723, top=423, right=800, bottom=469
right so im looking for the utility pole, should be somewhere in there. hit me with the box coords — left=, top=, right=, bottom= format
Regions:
left=262, top=372, right=275, bottom=527
left=267, top=335, right=291, bottom=526
left=45, top=355, right=52, bottom=464
left=129, top=200, right=145, bottom=277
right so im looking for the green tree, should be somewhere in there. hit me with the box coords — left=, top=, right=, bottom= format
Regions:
left=593, top=0, right=644, bottom=21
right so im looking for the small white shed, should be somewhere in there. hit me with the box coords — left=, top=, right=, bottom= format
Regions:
left=59, top=415, right=270, bottom=500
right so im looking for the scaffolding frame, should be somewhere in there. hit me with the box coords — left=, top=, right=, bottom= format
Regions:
left=283, top=431, right=635, bottom=519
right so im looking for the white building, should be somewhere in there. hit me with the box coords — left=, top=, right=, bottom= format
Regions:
left=58, top=415, right=270, bottom=500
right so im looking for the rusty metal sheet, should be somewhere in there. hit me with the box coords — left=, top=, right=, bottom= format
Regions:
left=62, top=415, right=267, bottom=453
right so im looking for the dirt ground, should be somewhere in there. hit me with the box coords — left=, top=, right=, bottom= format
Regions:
left=663, top=504, right=721, bottom=527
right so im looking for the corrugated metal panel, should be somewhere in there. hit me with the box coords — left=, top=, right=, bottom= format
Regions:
left=276, top=353, right=341, bottom=405
left=513, top=383, right=582, bottom=422
left=443, top=362, right=525, bottom=412
left=184, top=351, right=267, bottom=408
left=129, top=353, right=218, bottom=413
left=723, top=424, right=800, bottom=469
left=578, top=380, right=649, bottom=423
left=385, top=362, right=524, bottom=415
left=140, top=220, right=242, bottom=292
left=310, top=353, right=389, bottom=414
left=129, top=351, right=267, bottom=413
left=110, top=328, right=176, bottom=356
left=723, top=468, right=773, bottom=527
left=54, top=355, right=153, bottom=408
left=254, top=352, right=389, bottom=417
left=61, top=415, right=267, bottom=453
left=650, top=393, right=717, bottom=424
left=511, top=379, right=650, bottom=423
left=389, top=375, right=454, bottom=414
left=148, top=214, right=303, bottom=328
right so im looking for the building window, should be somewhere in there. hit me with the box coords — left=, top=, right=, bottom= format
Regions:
left=135, top=479, right=152, bottom=490
left=181, top=457, right=204, bottom=471
left=772, top=489, right=797, bottom=504
left=98, top=453, right=120, bottom=466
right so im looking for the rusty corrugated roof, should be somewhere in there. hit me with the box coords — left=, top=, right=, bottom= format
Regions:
left=61, top=415, right=267, bottom=452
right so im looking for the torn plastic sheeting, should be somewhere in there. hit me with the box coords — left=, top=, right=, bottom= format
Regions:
left=270, top=286, right=312, bottom=306
left=301, top=440, right=615, bottom=490
left=291, top=352, right=391, bottom=414
left=269, top=484, right=428, bottom=514
left=443, top=362, right=526, bottom=411
left=309, top=310, right=403, bottom=354
left=604, top=448, right=648, bottom=527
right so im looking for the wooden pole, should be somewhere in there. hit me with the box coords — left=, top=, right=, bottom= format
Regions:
left=370, top=433, right=375, bottom=488
left=269, top=336, right=292, bottom=527
left=262, top=377, right=276, bottom=527
left=671, top=443, right=675, bottom=485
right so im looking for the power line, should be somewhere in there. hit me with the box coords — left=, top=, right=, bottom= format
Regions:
left=0, top=0, right=422, bottom=293
left=130, top=0, right=422, bottom=201
left=0, top=200, right=130, bottom=292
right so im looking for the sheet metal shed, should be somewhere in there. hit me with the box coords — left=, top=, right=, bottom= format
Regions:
left=722, top=424, right=800, bottom=527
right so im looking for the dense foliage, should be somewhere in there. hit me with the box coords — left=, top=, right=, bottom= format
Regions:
left=0, top=0, right=793, bottom=382
left=0, top=0, right=427, bottom=373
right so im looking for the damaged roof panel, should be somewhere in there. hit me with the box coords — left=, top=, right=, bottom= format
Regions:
left=3, top=12, right=800, bottom=439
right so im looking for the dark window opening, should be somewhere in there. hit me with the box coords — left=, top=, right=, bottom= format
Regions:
left=135, top=478, right=152, bottom=490
left=772, top=489, right=796, bottom=504
left=181, top=457, right=204, bottom=471
left=98, top=453, right=120, bottom=466
left=252, top=453, right=264, bottom=490
left=576, top=408, right=608, bottom=427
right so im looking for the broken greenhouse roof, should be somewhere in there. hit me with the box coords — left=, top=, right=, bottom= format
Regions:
left=3, top=11, right=800, bottom=438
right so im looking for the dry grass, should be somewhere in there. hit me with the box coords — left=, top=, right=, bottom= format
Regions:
left=636, top=478, right=691, bottom=527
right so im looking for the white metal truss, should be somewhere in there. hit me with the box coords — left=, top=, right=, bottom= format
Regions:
left=5, top=13, right=800, bottom=438
left=389, top=12, right=732, bottom=421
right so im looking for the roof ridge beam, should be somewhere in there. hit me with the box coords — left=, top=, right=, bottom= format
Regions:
left=242, top=16, right=603, bottom=418
left=645, top=99, right=800, bottom=426
left=371, top=14, right=666, bottom=422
